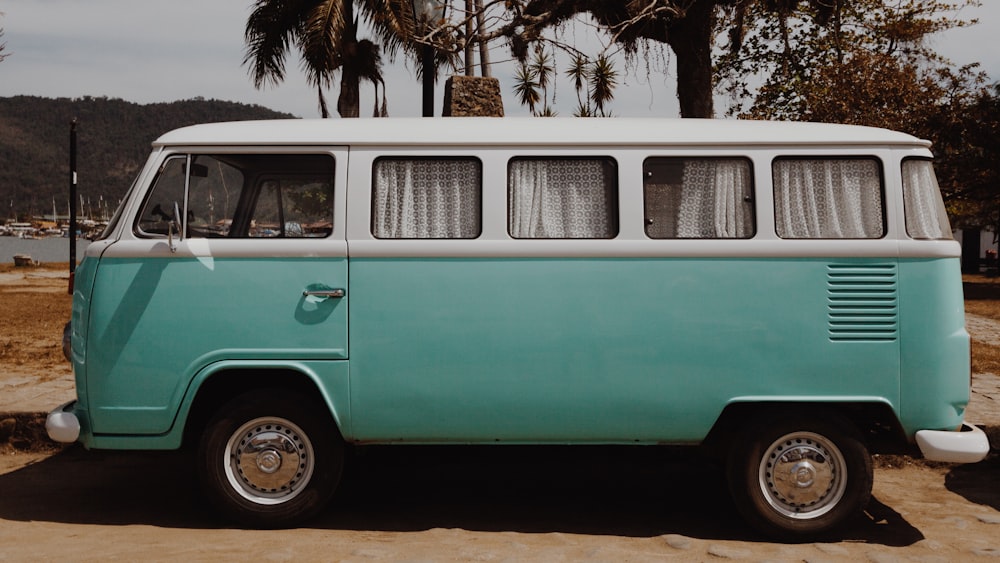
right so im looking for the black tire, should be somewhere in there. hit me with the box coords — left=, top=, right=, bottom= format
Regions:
left=197, top=389, right=344, bottom=528
left=726, top=414, right=873, bottom=541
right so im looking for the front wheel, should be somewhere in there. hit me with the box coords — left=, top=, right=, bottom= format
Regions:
left=727, top=415, right=873, bottom=541
left=198, top=389, right=343, bottom=527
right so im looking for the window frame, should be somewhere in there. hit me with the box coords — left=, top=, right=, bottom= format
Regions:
left=506, top=155, right=620, bottom=240
left=771, top=155, right=887, bottom=240
left=641, top=156, right=756, bottom=240
left=900, top=156, right=954, bottom=241
left=245, top=173, right=336, bottom=239
left=369, top=155, right=484, bottom=240
left=133, top=152, right=336, bottom=240
left=134, top=154, right=192, bottom=239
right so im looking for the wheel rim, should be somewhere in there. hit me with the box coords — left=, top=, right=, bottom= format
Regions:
left=758, top=431, right=848, bottom=520
left=223, top=416, right=315, bottom=505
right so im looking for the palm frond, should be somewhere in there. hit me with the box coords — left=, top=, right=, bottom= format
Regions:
left=244, top=0, right=312, bottom=88
left=530, top=47, right=554, bottom=92
left=357, top=0, right=415, bottom=60
left=588, top=53, right=618, bottom=114
left=299, top=0, right=350, bottom=87
left=512, top=63, right=540, bottom=113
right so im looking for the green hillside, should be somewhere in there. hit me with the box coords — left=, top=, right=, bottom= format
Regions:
left=0, top=96, right=296, bottom=220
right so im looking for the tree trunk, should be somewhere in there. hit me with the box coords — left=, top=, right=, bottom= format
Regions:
left=475, top=0, right=491, bottom=77
left=337, top=63, right=361, bottom=118
left=667, top=0, right=715, bottom=118
left=962, top=228, right=983, bottom=274
left=465, top=0, right=475, bottom=76
left=336, top=3, right=361, bottom=118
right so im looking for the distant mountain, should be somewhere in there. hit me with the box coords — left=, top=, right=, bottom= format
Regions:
left=0, top=96, right=296, bottom=220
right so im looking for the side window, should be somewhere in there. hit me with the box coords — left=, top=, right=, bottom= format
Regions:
left=507, top=157, right=618, bottom=239
left=643, top=157, right=754, bottom=239
left=371, top=157, right=482, bottom=239
left=137, top=155, right=188, bottom=236
left=773, top=157, right=884, bottom=239
left=248, top=176, right=334, bottom=238
left=185, top=155, right=244, bottom=237
left=137, top=153, right=334, bottom=239
left=901, top=159, right=953, bottom=240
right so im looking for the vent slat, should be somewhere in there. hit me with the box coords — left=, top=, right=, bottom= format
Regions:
left=827, top=264, right=898, bottom=342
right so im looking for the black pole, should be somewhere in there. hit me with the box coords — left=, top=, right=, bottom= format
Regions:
left=69, top=119, right=77, bottom=293
left=422, top=44, right=434, bottom=117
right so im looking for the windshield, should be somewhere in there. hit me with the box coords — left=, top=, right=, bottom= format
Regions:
left=94, top=171, right=140, bottom=241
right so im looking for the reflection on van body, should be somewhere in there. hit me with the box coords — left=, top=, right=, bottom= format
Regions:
left=45, top=118, right=989, bottom=540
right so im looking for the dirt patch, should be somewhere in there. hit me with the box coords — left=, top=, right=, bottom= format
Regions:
left=0, top=264, right=75, bottom=448
left=0, top=263, right=72, bottom=372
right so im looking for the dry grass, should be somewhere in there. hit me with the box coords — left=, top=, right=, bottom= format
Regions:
left=971, top=340, right=1000, bottom=374
left=964, top=273, right=1000, bottom=319
left=0, top=262, right=70, bottom=275
left=0, top=264, right=71, bottom=370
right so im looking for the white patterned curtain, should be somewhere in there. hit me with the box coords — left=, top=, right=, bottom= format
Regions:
left=901, top=160, right=953, bottom=240
left=676, top=160, right=753, bottom=238
left=508, top=159, right=616, bottom=238
left=372, top=159, right=481, bottom=238
left=774, top=159, right=884, bottom=239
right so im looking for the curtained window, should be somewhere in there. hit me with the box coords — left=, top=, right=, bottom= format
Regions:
left=643, top=158, right=754, bottom=239
left=371, top=158, right=482, bottom=239
left=507, top=157, right=618, bottom=239
left=773, top=158, right=884, bottom=239
left=901, top=159, right=953, bottom=240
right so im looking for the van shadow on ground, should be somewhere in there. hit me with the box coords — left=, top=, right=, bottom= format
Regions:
left=0, top=445, right=922, bottom=545
left=945, top=454, right=1000, bottom=511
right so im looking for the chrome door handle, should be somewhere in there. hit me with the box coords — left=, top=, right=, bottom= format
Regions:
left=302, top=288, right=345, bottom=299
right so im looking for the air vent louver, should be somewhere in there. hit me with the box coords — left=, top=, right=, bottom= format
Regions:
left=827, top=264, right=898, bottom=342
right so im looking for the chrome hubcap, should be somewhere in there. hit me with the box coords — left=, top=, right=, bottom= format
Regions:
left=759, top=431, right=847, bottom=519
left=224, top=417, right=314, bottom=505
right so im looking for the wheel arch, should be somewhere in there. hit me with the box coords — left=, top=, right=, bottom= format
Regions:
left=700, top=400, right=908, bottom=460
left=178, top=362, right=348, bottom=450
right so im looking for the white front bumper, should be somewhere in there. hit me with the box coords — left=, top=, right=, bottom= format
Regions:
left=916, top=423, right=991, bottom=463
left=46, top=401, right=81, bottom=443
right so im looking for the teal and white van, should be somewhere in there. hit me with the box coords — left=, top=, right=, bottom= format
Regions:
left=46, top=118, right=989, bottom=539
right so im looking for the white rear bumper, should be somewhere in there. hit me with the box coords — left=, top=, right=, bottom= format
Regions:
left=916, top=423, right=991, bottom=463
left=46, top=401, right=81, bottom=443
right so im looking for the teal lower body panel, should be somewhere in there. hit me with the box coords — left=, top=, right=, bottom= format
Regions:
left=898, top=257, right=970, bottom=435
left=84, top=359, right=351, bottom=450
left=348, top=257, right=902, bottom=444
left=84, top=256, right=348, bottom=436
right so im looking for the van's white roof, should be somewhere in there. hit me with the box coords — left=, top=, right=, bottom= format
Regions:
left=153, top=117, right=931, bottom=148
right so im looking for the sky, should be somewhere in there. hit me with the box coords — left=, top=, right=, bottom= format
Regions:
left=0, top=0, right=997, bottom=119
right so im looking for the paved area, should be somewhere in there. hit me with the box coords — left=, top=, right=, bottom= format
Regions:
left=0, top=367, right=73, bottom=414
left=964, top=313, right=1000, bottom=448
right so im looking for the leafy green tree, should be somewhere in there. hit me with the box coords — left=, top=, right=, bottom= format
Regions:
left=933, top=84, right=1000, bottom=230
left=714, top=0, right=991, bottom=226
left=716, top=0, right=981, bottom=122
left=244, top=0, right=420, bottom=118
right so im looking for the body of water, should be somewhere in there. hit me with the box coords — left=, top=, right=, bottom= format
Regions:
left=0, top=237, right=91, bottom=264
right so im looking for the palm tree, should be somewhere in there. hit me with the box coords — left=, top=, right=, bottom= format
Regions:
left=244, top=0, right=413, bottom=118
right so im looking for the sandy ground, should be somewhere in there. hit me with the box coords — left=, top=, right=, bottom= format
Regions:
left=1, top=264, right=999, bottom=561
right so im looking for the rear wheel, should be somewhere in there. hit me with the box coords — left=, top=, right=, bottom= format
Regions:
left=727, top=415, right=872, bottom=541
left=198, top=389, right=343, bottom=527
